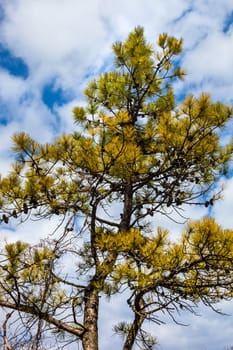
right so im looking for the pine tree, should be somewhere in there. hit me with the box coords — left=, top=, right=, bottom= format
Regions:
left=0, top=27, right=233, bottom=350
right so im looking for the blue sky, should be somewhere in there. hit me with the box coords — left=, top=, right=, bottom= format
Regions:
left=0, top=1, right=233, bottom=349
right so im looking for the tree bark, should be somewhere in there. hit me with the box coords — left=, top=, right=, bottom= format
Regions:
left=122, top=315, right=145, bottom=350
left=81, top=181, right=133, bottom=350
left=122, top=296, right=146, bottom=350
left=82, top=287, right=99, bottom=350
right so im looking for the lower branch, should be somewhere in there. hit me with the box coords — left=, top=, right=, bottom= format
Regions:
left=0, top=300, right=85, bottom=338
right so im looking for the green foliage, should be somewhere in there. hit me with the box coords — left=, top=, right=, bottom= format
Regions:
left=0, top=26, right=233, bottom=350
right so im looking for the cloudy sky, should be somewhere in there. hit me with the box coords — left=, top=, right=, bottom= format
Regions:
left=0, top=0, right=233, bottom=349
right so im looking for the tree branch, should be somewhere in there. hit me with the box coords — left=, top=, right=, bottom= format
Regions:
left=0, top=300, right=86, bottom=338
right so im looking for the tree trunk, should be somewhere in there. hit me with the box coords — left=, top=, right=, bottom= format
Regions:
left=82, top=288, right=99, bottom=350
left=122, top=315, right=145, bottom=350
left=123, top=296, right=146, bottom=350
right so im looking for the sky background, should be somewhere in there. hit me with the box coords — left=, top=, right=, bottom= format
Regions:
left=0, top=0, right=233, bottom=349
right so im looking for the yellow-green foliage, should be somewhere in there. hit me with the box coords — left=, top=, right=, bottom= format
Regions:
left=0, top=28, right=232, bottom=222
left=96, top=218, right=233, bottom=302
left=1, top=240, right=67, bottom=310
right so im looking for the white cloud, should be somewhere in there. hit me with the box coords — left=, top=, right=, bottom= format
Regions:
left=0, top=69, right=27, bottom=101
left=183, top=30, right=233, bottom=89
left=0, top=0, right=113, bottom=93
left=1, top=0, right=102, bottom=62
left=98, top=0, right=190, bottom=38
left=168, top=3, right=233, bottom=103
left=212, top=178, right=233, bottom=228
left=154, top=303, right=233, bottom=350
left=0, top=215, right=61, bottom=245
